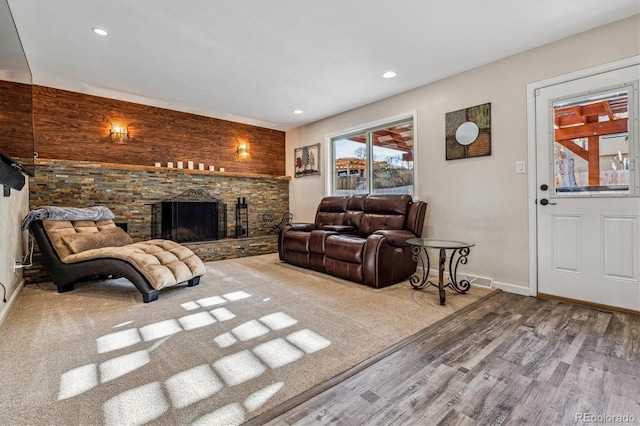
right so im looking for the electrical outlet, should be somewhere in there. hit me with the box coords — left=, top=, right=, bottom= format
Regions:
left=516, top=161, right=525, bottom=174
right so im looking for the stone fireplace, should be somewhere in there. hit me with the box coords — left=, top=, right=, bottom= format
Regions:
left=150, top=189, right=227, bottom=242
left=25, top=159, right=290, bottom=284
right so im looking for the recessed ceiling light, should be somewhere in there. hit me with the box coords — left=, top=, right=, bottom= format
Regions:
left=293, top=109, right=304, bottom=114
left=382, top=71, right=397, bottom=79
left=93, top=28, right=109, bottom=36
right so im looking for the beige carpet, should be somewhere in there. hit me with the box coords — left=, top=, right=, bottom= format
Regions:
left=0, top=254, right=494, bottom=425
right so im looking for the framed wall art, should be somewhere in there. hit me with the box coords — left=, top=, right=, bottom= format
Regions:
left=294, top=143, right=320, bottom=177
left=445, top=103, right=491, bottom=160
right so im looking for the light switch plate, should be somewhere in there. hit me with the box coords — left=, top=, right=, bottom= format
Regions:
left=516, top=161, right=525, bottom=174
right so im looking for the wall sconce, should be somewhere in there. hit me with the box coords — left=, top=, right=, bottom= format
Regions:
left=110, top=124, right=129, bottom=143
left=237, top=140, right=250, bottom=159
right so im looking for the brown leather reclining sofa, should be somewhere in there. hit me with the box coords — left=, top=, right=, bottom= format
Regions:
left=278, top=194, right=427, bottom=288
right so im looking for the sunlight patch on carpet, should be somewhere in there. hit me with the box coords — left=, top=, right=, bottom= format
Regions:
left=191, top=403, right=245, bottom=426
left=181, top=301, right=201, bottom=310
left=195, top=295, right=227, bottom=308
left=178, top=312, right=217, bottom=330
left=165, top=365, right=224, bottom=409
left=287, top=329, right=332, bottom=354
left=148, top=336, right=171, bottom=352
left=223, top=291, right=252, bottom=301
left=244, top=382, right=284, bottom=412
left=260, top=312, right=298, bottom=330
left=97, top=328, right=142, bottom=353
left=253, top=338, right=304, bottom=368
left=99, top=350, right=150, bottom=383
left=139, top=319, right=182, bottom=341
left=210, top=307, right=236, bottom=321
left=58, top=363, right=98, bottom=400
left=213, top=350, right=268, bottom=386
left=103, top=382, right=167, bottom=426
left=231, top=319, right=270, bottom=341
left=214, top=332, right=238, bottom=348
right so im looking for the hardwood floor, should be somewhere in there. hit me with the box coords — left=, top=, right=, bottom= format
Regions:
left=255, top=291, right=640, bottom=425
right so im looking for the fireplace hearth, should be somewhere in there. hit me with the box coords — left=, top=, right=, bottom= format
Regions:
left=150, top=189, right=227, bottom=242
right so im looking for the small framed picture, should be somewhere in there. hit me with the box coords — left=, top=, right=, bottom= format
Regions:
left=294, top=143, right=320, bottom=177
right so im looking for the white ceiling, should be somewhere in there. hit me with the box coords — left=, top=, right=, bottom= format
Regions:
left=7, top=0, right=640, bottom=131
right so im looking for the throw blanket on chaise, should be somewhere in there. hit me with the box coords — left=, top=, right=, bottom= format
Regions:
left=21, top=206, right=115, bottom=233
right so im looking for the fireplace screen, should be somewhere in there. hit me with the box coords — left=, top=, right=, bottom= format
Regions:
left=150, top=189, right=227, bottom=242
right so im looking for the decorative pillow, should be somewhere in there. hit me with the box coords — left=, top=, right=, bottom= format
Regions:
left=62, top=227, right=133, bottom=254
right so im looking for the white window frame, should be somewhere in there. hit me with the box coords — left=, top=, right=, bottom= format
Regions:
left=324, top=111, right=418, bottom=197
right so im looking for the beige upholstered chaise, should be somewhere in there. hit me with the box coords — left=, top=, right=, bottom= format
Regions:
left=30, top=218, right=206, bottom=303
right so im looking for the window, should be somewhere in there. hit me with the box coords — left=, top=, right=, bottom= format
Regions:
left=551, top=86, right=634, bottom=196
left=331, top=117, right=414, bottom=195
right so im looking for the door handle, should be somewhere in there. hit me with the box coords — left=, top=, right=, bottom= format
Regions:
left=539, top=199, right=556, bottom=206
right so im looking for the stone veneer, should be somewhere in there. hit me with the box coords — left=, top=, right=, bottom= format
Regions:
left=25, top=158, right=290, bottom=283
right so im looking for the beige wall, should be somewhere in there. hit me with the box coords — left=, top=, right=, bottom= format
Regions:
left=285, top=15, right=640, bottom=291
left=0, top=179, right=29, bottom=325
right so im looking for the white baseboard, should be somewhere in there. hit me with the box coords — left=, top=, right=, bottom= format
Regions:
left=0, top=279, right=25, bottom=328
left=493, top=281, right=530, bottom=296
left=417, top=267, right=493, bottom=288
left=416, top=266, right=530, bottom=296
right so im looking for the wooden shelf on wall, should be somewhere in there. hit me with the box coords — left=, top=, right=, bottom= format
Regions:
left=35, top=158, right=291, bottom=181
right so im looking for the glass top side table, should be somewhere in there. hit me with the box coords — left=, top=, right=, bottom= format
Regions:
left=406, top=238, right=475, bottom=305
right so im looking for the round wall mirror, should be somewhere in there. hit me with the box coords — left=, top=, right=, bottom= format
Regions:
left=455, top=121, right=479, bottom=146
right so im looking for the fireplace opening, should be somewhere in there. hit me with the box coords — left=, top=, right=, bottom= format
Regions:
left=150, top=189, right=227, bottom=242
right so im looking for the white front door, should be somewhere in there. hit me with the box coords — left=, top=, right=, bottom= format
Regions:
left=535, top=64, right=640, bottom=311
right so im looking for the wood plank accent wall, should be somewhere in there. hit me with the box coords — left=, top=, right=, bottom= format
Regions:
left=33, top=86, right=285, bottom=176
left=0, top=80, right=35, bottom=174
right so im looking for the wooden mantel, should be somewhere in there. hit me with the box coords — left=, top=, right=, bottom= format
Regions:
left=35, top=158, right=291, bottom=181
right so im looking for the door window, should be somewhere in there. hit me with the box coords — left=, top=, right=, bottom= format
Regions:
left=551, top=86, right=635, bottom=196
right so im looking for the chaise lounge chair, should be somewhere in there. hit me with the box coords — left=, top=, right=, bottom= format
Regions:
left=24, top=207, right=206, bottom=303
